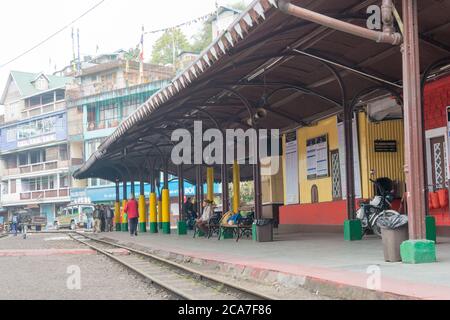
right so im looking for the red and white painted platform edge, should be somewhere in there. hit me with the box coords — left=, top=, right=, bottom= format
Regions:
left=97, top=234, right=450, bottom=300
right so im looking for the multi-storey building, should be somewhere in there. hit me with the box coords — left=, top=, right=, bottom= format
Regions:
left=0, top=71, right=75, bottom=224
left=65, top=52, right=175, bottom=206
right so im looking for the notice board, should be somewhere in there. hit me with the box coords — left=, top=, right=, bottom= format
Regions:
left=285, top=131, right=299, bottom=205
left=306, top=135, right=329, bottom=180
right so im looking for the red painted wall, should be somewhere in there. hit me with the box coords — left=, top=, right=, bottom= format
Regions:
left=424, top=75, right=450, bottom=131
left=280, top=199, right=402, bottom=226
left=280, top=201, right=348, bottom=226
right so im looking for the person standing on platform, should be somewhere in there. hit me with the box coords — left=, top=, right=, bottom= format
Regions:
left=105, top=206, right=114, bottom=232
left=93, top=205, right=102, bottom=234
left=124, top=195, right=139, bottom=237
left=100, top=205, right=106, bottom=232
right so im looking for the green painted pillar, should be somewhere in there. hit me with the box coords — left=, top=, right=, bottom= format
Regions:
left=401, top=240, right=437, bottom=264
left=344, top=220, right=363, bottom=241
left=426, top=216, right=437, bottom=243
left=177, top=221, right=187, bottom=235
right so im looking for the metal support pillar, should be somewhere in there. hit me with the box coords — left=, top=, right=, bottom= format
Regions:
left=162, top=162, right=170, bottom=234
left=177, top=165, right=187, bottom=235
left=344, top=106, right=356, bottom=220
left=149, top=169, right=158, bottom=233
left=233, top=161, right=241, bottom=214
left=115, top=180, right=121, bottom=231
left=121, top=178, right=128, bottom=232
left=222, top=133, right=229, bottom=214
left=254, top=132, right=263, bottom=220
left=399, top=0, right=436, bottom=263
left=195, top=165, right=202, bottom=216
left=402, top=0, right=426, bottom=240
left=138, top=178, right=146, bottom=233
left=207, top=167, right=214, bottom=202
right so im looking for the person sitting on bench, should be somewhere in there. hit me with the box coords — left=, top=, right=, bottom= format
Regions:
left=196, top=200, right=214, bottom=234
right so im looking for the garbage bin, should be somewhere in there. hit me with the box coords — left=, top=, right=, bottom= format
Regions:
left=377, top=215, right=409, bottom=262
left=254, top=219, right=273, bottom=242
left=35, top=225, right=42, bottom=232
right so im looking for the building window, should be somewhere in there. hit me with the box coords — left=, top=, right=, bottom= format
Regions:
left=35, top=77, right=48, bottom=90
left=10, top=180, right=16, bottom=194
left=60, top=174, right=69, bottom=188
left=42, top=92, right=54, bottom=105
left=6, top=128, right=16, bottom=143
left=17, top=116, right=57, bottom=140
left=29, top=96, right=41, bottom=107
left=55, top=90, right=65, bottom=101
left=30, top=150, right=45, bottom=164
left=59, top=145, right=68, bottom=161
left=85, top=138, right=105, bottom=160
left=331, top=150, right=342, bottom=201
left=18, top=153, right=29, bottom=166
left=311, top=185, right=319, bottom=204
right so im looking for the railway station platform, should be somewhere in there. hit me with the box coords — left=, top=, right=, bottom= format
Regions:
left=90, top=231, right=450, bottom=300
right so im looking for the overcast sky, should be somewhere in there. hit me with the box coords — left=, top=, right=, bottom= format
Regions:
left=0, top=0, right=252, bottom=111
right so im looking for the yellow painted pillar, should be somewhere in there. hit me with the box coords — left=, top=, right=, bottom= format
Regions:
left=138, top=194, right=146, bottom=232
left=162, top=189, right=170, bottom=234
left=233, top=161, right=240, bottom=213
left=158, top=199, right=163, bottom=229
left=207, top=167, right=214, bottom=202
left=121, top=199, right=128, bottom=232
left=114, top=201, right=121, bottom=231
left=149, top=192, right=158, bottom=233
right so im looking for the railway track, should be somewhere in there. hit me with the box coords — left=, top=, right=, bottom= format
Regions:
left=69, top=232, right=276, bottom=301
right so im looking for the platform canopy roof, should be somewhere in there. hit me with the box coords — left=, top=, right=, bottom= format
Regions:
left=74, top=0, right=450, bottom=183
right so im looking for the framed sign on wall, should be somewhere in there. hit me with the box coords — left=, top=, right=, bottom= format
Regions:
left=306, top=135, right=329, bottom=180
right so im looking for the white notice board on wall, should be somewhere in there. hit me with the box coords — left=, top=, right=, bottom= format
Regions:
left=338, top=118, right=362, bottom=199
left=307, top=135, right=329, bottom=180
left=285, top=131, right=299, bottom=205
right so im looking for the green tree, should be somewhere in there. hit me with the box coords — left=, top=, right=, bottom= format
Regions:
left=190, top=21, right=213, bottom=53
left=151, top=28, right=191, bottom=65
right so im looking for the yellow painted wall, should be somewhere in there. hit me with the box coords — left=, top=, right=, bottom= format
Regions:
left=281, top=112, right=405, bottom=206
left=358, top=113, right=405, bottom=199
left=298, top=116, right=339, bottom=204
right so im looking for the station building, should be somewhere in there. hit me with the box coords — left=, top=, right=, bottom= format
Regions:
left=73, top=0, right=450, bottom=261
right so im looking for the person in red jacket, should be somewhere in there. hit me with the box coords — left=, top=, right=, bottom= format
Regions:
left=124, top=194, right=139, bottom=236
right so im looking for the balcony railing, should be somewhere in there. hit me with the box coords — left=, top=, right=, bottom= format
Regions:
left=3, top=160, right=71, bottom=177
left=21, top=101, right=65, bottom=119
left=86, top=119, right=121, bottom=132
left=1, top=189, right=70, bottom=204
left=20, top=188, right=70, bottom=201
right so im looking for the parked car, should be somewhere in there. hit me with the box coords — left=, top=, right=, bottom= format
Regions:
left=54, top=203, right=94, bottom=230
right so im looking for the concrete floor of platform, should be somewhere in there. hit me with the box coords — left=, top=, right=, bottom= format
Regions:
left=94, top=229, right=450, bottom=299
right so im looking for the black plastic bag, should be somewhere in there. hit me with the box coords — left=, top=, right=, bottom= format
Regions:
left=377, top=214, right=408, bottom=230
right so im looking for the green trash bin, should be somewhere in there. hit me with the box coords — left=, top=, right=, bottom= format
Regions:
left=255, top=219, right=274, bottom=242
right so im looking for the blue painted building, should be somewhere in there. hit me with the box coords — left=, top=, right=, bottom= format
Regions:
left=0, top=71, right=73, bottom=224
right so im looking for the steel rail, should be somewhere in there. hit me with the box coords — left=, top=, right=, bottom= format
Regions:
left=70, top=232, right=276, bottom=301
